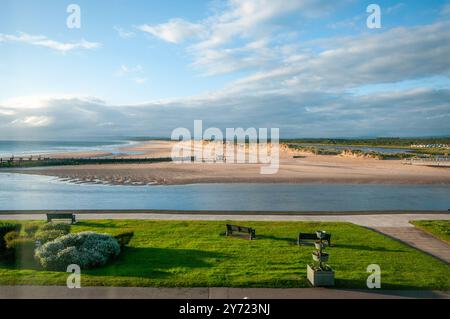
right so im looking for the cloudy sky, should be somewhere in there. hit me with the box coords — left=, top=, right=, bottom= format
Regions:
left=0, top=0, right=449, bottom=139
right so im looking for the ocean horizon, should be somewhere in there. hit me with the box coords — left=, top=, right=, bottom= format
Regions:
left=0, top=140, right=134, bottom=158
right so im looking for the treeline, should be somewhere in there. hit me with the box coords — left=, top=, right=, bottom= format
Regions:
left=281, top=137, right=450, bottom=147
left=287, top=144, right=417, bottom=159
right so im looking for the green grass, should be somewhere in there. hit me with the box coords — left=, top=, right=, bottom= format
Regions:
left=0, top=220, right=449, bottom=290
left=411, top=220, right=450, bottom=243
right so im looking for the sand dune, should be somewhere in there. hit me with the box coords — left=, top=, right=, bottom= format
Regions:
left=5, top=141, right=450, bottom=186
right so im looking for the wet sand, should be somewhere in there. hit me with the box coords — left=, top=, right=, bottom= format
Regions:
left=3, top=141, right=450, bottom=186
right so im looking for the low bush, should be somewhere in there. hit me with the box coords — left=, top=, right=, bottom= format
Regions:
left=0, top=223, right=21, bottom=252
left=35, top=232, right=120, bottom=271
left=35, top=230, right=68, bottom=245
left=39, top=223, right=71, bottom=233
left=4, top=231, right=20, bottom=247
left=114, top=232, right=134, bottom=248
left=34, top=223, right=71, bottom=245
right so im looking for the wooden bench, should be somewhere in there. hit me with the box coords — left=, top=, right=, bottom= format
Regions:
left=298, top=232, right=331, bottom=246
left=46, top=213, right=76, bottom=224
left=226, top=224, right=256, bottom=240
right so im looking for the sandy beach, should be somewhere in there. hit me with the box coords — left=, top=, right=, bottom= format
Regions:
left=3, top=140, right=450, bottom=186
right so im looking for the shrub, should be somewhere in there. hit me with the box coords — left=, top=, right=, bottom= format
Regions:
left=39, top=223, right=71, bottom=233
left=35, top=232, right=120, bottom=271
left=35, top=230, right=68, bottom=245
left=4, top=231, right=20, bottom=247
left=34, top=223, right=71, bottom=245
left=0, top=223, right=21, bottom=252
left=24, top=225, right=39, bottom=237
left=114, top=232, right=134, bottom=248
left=8, top=238, right=36, bottom=263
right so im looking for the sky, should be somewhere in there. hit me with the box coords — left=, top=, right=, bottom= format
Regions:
left=0, top=0, right=449, bottom=139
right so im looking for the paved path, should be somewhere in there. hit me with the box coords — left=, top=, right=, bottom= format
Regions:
left=1, top=212, right=449, bottom=227
left=0, top=286, right=448, bottom=299
left=372, top=227, right=450, bottom=264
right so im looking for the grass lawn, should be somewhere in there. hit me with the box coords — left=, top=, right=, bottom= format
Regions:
left=411, top=220, right=450, bottom=243
left=0, top=220, right=449, bottom=290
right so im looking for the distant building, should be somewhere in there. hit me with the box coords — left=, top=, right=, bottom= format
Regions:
left=411, top=144, right=450, bottom=149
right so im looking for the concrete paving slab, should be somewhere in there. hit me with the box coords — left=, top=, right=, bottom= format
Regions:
left=372, top=227, right=450, bottom=264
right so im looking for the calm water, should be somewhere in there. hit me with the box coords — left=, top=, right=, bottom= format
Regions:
left=0, top=140, right=133, bottom=158
left=0, top=173, right=448, bottom=211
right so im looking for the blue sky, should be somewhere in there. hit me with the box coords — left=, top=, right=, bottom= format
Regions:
left=0, top=0, right=449, bottom=138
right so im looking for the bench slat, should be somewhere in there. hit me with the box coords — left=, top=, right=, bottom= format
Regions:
left=46, top=213, right=76, bottom=224
left=226, top=224, right=256, bottom=240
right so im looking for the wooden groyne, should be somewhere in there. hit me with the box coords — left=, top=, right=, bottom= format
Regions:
left=0, top=156, right=193, bottom=168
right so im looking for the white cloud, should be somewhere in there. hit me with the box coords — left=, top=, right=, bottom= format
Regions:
left=189, top=0, right=319, bottom=74
left=0, top=109, right=15, bottom=116
left=441, top=4, right=450, bottom=15
left=115, top=65, right=148, bottom=85
left=115, top=64, right=144, bottom=77
left=194, top=0, right=316, bottom=50
left=227, top=21, right=450, bottom=94
left=134, top=77, right=148, bottom=85
left=135, top=0, right=341, bottom=75
left=137, top=19, right=204, bottom=43
left=1, top=95, right=105, bottom=110
left=11, top=116, right=54, bottom=127
left=2, top=17, right=450, bottom=138
left=114, top=26, right=136, bottom=39
left=386, top=3, right=405, bottom=14
left=328, top=15, right=364, bottom=29
left=1, top=86, right=449, bottom=138
left=0, top=32, right=101, bottom=52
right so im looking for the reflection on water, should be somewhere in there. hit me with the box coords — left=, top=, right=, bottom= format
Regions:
left=0, top=173, right=448, bottom=211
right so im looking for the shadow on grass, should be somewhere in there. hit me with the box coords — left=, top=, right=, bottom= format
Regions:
left=73, top=221, right=120, bottom=229
left=1, top=247, right=227, bottom=279
left=336, top=244, right=406, bottom=253
left=256, top=234, right=297, bottom=245
left=85, top=247, right=227, bottom=279
left=0, top=255, right=41, bottom=271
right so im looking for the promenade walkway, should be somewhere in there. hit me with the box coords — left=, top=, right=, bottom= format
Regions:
left=0, top=286, right=448, bottom=299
